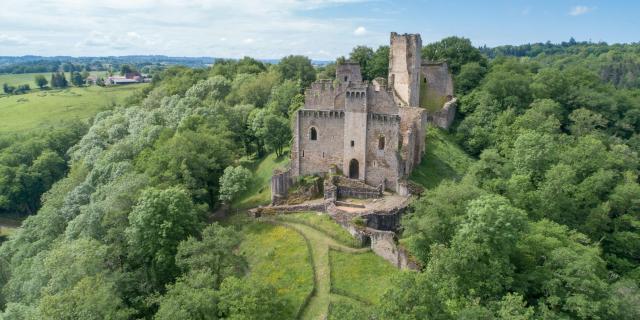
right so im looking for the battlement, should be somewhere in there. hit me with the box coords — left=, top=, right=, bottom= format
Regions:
left=305, top=79, right=339, bottom=109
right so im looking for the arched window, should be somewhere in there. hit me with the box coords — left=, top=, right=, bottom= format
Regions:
left=344, top=76, right=348, bottom=82
left=378, top=136, right=385, bottom=150
left=310, top=127, right=317, bottom=140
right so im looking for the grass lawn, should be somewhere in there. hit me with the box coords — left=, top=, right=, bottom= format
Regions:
left=238, top=220, right=314, bottom=318
left=232, top=152, right=289, bottom=210
left=328, top=298, right=373, bottom=320
left=329, top=248, right=400, bottom=304
left=0, top=71, right=107, bottom=88
left=410, top=126, right=474, bottom=189
left=275, top=212, right=361, bottom=248
left=0, top=84, right=146, bottom=133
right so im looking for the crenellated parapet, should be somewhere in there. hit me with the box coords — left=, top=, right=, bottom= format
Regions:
left=304, top=79, right=339, bottom=109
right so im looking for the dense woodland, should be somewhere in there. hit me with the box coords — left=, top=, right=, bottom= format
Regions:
left=1, top=38, right=639, bottom=319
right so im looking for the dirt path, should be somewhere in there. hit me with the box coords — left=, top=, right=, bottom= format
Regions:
left=273, top=221, right=369, bottom=320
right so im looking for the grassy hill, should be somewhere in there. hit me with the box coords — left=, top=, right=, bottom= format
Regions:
left=410, top=126, right=474, bottom=189
left=0, top=71, right=107, bottom=88
left=0, top=84, right=146, bottom=133
left=232, top=152, right=289, bottom=209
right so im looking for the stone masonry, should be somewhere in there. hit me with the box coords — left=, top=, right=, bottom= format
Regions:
left=287, top=32, right=455, bottom=196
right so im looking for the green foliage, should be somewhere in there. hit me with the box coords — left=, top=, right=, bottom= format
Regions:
left=39, top=275, right=133, bottom=320
left=126, top=186, right=205, bottom=288
left=218, top=166, right=253, bottom=203
left=154, top=270, right=219, bottom=320
left=277, top=55, right=316, bottom=88
left=422, top=36, right=487, bottom=74
left=34, top=75, right=47, bottom=89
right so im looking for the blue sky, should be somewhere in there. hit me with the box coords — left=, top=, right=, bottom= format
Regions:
left=0, top=0, right=637, bottom=59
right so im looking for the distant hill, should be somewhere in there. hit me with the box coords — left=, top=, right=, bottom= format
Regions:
left=0, top=55, right=332, bottom=74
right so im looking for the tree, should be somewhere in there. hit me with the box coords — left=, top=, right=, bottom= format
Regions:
left=255, top=114, right=291, bottom=157
left=422, top=36, right=486, bottom=74
left=176, top=223, right=244, bottom=287
left=35, top=75, right=48, bottom=89
left=125, top=187, right=205, bottom=288
left=120, top=64, right=134, bottom=75
left=455, top=62, right=486, bottom=94
left=39, top=275, right=133, bottom=320
left=70, top=71, right=84, bottom=87
left=218, top=166, right=252, bottom=204
left=365, top=45, right=390, bottom=80
left=154, top=271, right=220, bottom=320
left=349, top=45, right=374, bottom=77
left=3, top=83, right=14, bottom=94
left=277, top=55, right=316, bottom=88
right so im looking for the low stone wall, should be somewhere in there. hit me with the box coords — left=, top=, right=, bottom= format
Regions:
left=368, top=229, right=419, bottom=270
left=249, top=202, right=326, bottom=218
left=271, top=168, right=293, bottom=205
left=427, top=98, right=457, bottom=130
left=332, top=176, right=383, bottom=199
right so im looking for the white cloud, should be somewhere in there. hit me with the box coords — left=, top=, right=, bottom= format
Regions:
left=569, top=5, right=593, bottom=16
left=0, top=0, right=378, bottom=58
left=354, top=26, right=367, bottom=36
left=0, top=34, right=31, bottom=46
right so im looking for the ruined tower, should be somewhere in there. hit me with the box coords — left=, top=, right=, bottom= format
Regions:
left=388, top=32, right=422, bottom=107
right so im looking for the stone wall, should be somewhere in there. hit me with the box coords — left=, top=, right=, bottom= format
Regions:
left=294, top=109, right=345, bottom=176
left=428, top=98, right=457, bottom=129
left=420, top=61, right=454, bottom=103
left=336, top=62, right=362, bottom=83
left=389, top=32, right=422, bottom=107
left=368, top=229, right=419, bottom=270
left=271, top=168, right=293, bottom=205
left=343, top=85, right=369, bottom=180
left=365, top=113, right=402, bottom=190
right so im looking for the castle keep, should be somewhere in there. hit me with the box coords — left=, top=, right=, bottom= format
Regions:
left=280, top=32, right=455, bottom=198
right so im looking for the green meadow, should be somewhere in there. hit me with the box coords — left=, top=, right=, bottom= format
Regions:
left=0, top=84, right=146, bottom=133
left=0, top=71, right=107, bottom=88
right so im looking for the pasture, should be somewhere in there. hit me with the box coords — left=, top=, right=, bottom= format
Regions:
left=0, top=84, right=146, bottom=133
left=0, top=71, right=107, bottom=88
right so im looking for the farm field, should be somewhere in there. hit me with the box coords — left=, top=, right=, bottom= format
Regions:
left=0, top=84, right=146, bottom=133
left=0, top=71, right=108, bottom=88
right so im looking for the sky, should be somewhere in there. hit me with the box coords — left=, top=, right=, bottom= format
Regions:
left=0, top=0, right=638, bottom=59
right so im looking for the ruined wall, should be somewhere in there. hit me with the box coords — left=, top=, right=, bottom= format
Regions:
left=296, top=110, right=345, bottom=176
left=428, top=98, right=457, bottom=130
left=367, top=82, right=398, bottom=114
left=365, top=113, right=402, bottom=190
left=369, top=230, right=418, bottom=270
left=343, top=86, right=368, bottom=180
left=398, top=106, right=427, bottom=175
left=421, top=62, right=454, bottom=99
left=271, top=168, right=293, bottom=205
left=336, top=62, right=362, bottom=84
left=389, top=32, right=422, bottom=107
left=304, top=80, right=339, bottom=110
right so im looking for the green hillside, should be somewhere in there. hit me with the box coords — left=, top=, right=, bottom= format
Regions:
left=409, top=126, right=475, bottom=189
left=0, top=84, right=146, bottom=133
left=0, top=71, right=107, bottom=88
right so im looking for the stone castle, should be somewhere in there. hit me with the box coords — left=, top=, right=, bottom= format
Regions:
left=284, top=32, right=455, bottom=195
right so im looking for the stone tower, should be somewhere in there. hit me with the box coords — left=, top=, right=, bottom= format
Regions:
left=388, top=32, right=422, bottom=107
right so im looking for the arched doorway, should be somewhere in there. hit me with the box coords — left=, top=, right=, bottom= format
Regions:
left=349, top=159, right=359, bottom=179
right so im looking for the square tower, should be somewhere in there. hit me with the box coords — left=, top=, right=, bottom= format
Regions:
left=388, top=32, right=422, bottom=107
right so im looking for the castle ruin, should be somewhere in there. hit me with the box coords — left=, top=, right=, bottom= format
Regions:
left=273, top=32, right=455, bottom=202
